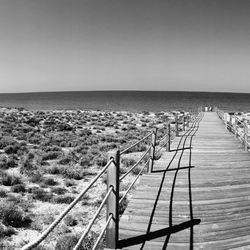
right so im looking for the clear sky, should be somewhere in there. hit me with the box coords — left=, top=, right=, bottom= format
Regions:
left=0, top=0, right=250, bottom=93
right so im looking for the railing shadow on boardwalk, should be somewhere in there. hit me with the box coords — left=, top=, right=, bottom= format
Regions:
left=118, top=114, right=203, bottom=249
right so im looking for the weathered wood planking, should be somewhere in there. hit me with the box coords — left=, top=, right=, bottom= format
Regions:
left=118, top=112, right=250, bottom=249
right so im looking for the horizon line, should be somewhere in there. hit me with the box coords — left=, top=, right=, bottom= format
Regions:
left=0, top=90, right=250, bottom=95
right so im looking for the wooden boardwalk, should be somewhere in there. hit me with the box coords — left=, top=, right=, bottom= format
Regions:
left=118, top=112, right=250, bottom=250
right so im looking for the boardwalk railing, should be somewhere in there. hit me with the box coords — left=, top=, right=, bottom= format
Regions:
left=21, top=111, right=196, bottom=250
left=216, top=108, right=250, bottom=151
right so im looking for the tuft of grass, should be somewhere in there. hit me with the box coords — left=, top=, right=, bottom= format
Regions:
left=10, top=184, right=26, bottom=193
left=121, top=158, right=136, bottom=168
left=0, top=155, right=17, bottom=169
left=0, top=171, right=23, bottom=186
left=43, top=177, right=58, bottom=186
left=53, top=195, right=75, bottom=204
left=64, top=179, right=75, bottom=187
left=80, top=155, right=94, bottom=167
left=64, top=215, right=77, bottom=227
left=4, top=144, right=19, bottom=154
left=31, top=187, right=53, bottom=202
left=0, top=201, right=32, bottom=228
left=55, top=232, right=98, bottom=250
left=58, top=156, right=72, bottom=165
left=0, top=188, right=8, bottom=198
left=81, top=194, right=90, bottom=206
left=51, top=187, right=67, bottom=195
left=0, top=222, right=16, bottom=238
left=119, top=194, right=128, bottom=215
left=95, top=154, right=108, bottom=168
left=42, top=151, right=62, bottom=161
left=29, top=171, right=44, bottom=183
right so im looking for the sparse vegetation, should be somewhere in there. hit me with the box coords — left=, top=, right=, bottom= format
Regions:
left=55, top=232, right=98, bottom=250
left=0, top=107, right=175, bottom=249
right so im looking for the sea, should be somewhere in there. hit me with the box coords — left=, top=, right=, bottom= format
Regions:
left=0, top=91, right=250, bottom=113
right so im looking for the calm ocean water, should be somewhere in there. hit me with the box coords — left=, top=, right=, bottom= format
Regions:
left=0, top=91, right=250, bottom=112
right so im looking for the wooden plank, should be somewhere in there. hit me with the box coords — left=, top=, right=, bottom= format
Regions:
left=118, top=112, right=250, bottom=249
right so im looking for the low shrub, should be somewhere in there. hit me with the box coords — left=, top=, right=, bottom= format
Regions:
left=45, top=164, right=85, bottom=180
left=101, top=174, right=107, bottom=184
left=55, top=232, right=98, bottom=250
left=132, top=165, right=143, bottom=175
left=58, top=156, right=72, bottom=165
left=27, top=151, right=35, bottom=160
left=62, top=168, right=83, bottom=180
left=0, top=136, right=16, bottom=149
left=119, top=194, right=128, bottom=215
left=4, top=144, right=19, bottom=154
left=85, top=137, right=99, bottom=146
left=0, top=222, right=16, bottom=238
left=31, top=245, right=48, bottom=250
left=32, top=187, right=53, bottom=202
left=51, top=187, right=67, bottom=195
left=123, top=143, right=147, bottom=153
left=89, top=147, right=99, bottom=155
left=74, top=144, right=89, bottom=154
left=43, top=177, right=58, bottom=186
left=6, top=195, right=33, bottom=212
left=120, top=182, right=131, bottom=192
left=6, top=157, right=17, bottom=168
left=80, top=155, right=94, bottom=167
left=20, top=158, right=37, bottom=174
left=29, top=171, right=44, bottom=183
left=154, top=151, right=162, bottom=160
left=95, top=154, right=108, bottom=167
left=0, top=156, right=17, bottom=169
left=0, top=188, right=7, bottom=198
left=53, top=195, right=75, bottom=204
left=98, top=143, right=117, bottom=152
left=64, top=179, right=75, bottom=187
left=121, top=158, right=136, bottom=168
left=0, top=172, right=23, bottom=186
left=42, top=151, right=61, bottom=161
left=10, top=184, right=26, bottom=193
left=42, top=146, right=61, bottom=152
left=64, top=215, right=77, bottom=227
left=0, top=201, right=32, bottom=227
left=81, top=194, right=90, bottom=206
left=79, top=128, right=92, bottom=136
left=45, top=165, right=60, bottom=175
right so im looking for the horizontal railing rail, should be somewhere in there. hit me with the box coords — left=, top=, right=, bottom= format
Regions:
left=120, top=131, right=153, bottom=155
left=21, top=158, right=114, bottom=250
left=216, top=108, right=249, bottom=151
left=119, top=158, right=150, bottom=205
left=119, top=146, right=151, bottom=181
left=21, top=109, right=198, bottom=250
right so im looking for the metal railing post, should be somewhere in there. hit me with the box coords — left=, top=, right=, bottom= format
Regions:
left=148, top=128, right=157, bottom=173
left=175, top=114, right=179, bottom=137
left=229, top=115, right=232, bottom=133
left=234, top=115, right=237, bottom=137
left=106, top=150, right=120, bottom=249
left=186, top=114, right=190, bottom=128
left=244, top=122, right=248, bottom=152
left=166, top=123, right=171, bottom=152
left=183, top=115, right=185, bottom=131
left=225, top=114, right=228, bottom=130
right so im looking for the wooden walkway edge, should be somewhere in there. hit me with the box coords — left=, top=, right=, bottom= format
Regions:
left=118, top=112, right=250, bottom=250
